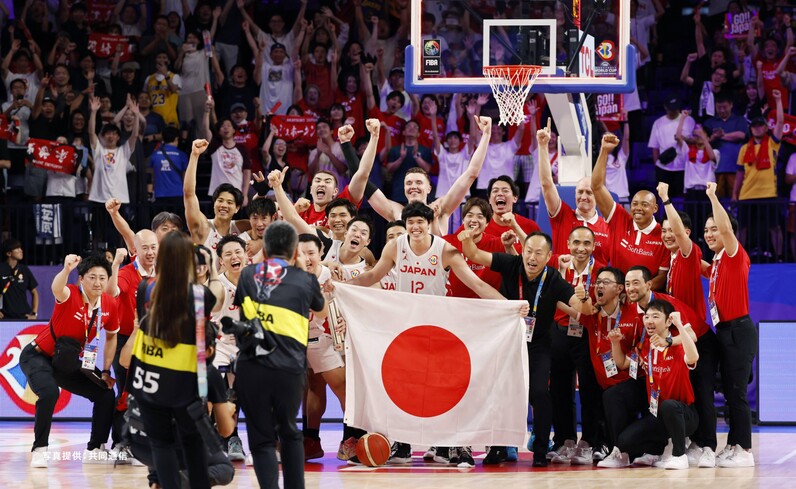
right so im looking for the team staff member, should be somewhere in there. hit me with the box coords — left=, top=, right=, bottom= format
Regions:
left=592, top=134, right=669, bottom=290
left=548, top=227, right=605, bottom=465
left=599, top=300, right=699, bottom=470
left=234, top=222, right=328, bottom=489
left=459, top=231, right=587, bottom=467
left=0, top=238, right=39, bottom=319
left=129, top=231, right=224, bottom=489
left=20, top=253, right=120, bottom=468
left=704, top=182, right=756, bottom=468
left=658, top=182, right=720, bottom=467
left=537, top=124, right=610, bottom=264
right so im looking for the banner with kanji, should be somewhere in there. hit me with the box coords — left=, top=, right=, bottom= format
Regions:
left=270, top=115, right=317, bottom=146
left=27, top=139, right=78, bottom=174
left=765, top=112, right=796, bottom=146
left=88, top=33, right=134, bottom=61
left=595, top=93, right=625, bottom=122
left=87, top=0, right=116, bottom=24
left=0, top=115, right=18, bottom=141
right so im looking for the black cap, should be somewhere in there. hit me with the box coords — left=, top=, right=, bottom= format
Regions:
left=663, top=94, right=680, bottom=112
left=389, top=67, right=404, bottom=77
left=750, top=116, right=767, bottom=127
left=41, top=96, right=56, bottom=105
left=230, top=102, right=247, bottom=113
left=271, top=42, right=287, bottom=52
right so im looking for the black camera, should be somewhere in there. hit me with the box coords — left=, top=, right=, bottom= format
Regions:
left=220, top=316, right=259, bottom=338
left=220, top=317, right=277, bottom=356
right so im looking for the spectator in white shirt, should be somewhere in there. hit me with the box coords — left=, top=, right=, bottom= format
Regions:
left=649, top=94, right=695, bottom=197
left=477, top=121, right=525, bottom=196
left=253, top=42, right=296, bottom=115
left=308, top=119, right=347, bottom=188
left=88, top=95, right=139, bottom=205
left=605, top=121, right=631, bottom=203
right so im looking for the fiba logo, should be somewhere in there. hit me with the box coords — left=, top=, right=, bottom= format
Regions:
left=597, top=41, right=615, bottom=61
left=424, top=40, right=441, bottom=57
left=428, top=255, right=439, bottom=266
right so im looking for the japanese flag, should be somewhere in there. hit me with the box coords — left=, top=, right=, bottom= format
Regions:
left=334, top=284, right=529, bottom=447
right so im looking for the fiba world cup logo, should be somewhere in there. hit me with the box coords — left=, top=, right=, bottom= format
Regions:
left=424, top=40, right=441, bottom=57
left=597, top=41, right=615, bottom=61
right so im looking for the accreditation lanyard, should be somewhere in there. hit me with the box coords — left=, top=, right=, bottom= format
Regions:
left=596, top=306, right=621, bottom=355
left=193, top=284, right=208, bottom=400
left=633, top=292, right=653, bottom=350
left=666, top=253, right=675, bottom=295
left=647, top=346, right=669, bottom=390
left=519, top=266, right=548, bottom=319
left=708, top=257, right=720, bottom=303
left=1, top=267, right=18, bottom=295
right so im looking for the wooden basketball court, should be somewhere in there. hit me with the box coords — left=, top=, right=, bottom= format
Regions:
left=1, top=421, right=794, bottom=488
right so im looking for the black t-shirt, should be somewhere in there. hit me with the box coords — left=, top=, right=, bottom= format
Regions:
left=490, top=253, right=574, bottom=345
left=29, top=114, right=66, bottom=141
left=206, top=364, right=227, bottom=404
left=234, top=259, right=324, bottom=373
left=0, top=262, right=37, bottom=318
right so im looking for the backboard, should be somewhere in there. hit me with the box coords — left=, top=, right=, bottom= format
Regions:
left=407, top=0, right=636, bottom=94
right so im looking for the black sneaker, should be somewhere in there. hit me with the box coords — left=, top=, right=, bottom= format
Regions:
left=533, top=456, right=548, bottom=467
left=423, top=446, right=436, bottom=461
left=388, top=442, right=412, bottom=465
left=457, top=446, right=475, bottom=468
left=592, top=444, right=611, bottom=463
left=433, top=446, right=450, bottom=464
left=449, top=447, right=460, bottom=465
left=483, top=446, right=507, bottom=465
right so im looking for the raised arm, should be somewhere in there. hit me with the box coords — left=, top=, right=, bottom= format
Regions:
left=289, top=0, right=309, bottom=38
left=706, top=181, right=738, bottom=256
left=447, top=247, right=505, bottom=300
left=184, top=139, right=211, bottom=244
left=673, top=312, right=699, bottom=365
left=458, top=229, right=493, bottom=267
left=267, top=167, right=315, bottom=235
left=538, top=117, right=561, bottom=216
left=694, top=9, right=706, bottom=59
left=657, top=182, right=693, bottom=258
left=126, top=97, right=140, bottom=152
left=88, top=95, right=101, bottom=149
left=348, top=120, right=379, bottom=203
left=592, top=133, right=620, bottom=218
left=773, top=89, right=784, bottom=140
left=437, top=115, right=492, bottom=218
left=681, top=53, right=697, bottom=86
left=106, top=198, right=137, bottom=254
left=106, top=249, right=128, bottom=297
left=53, top=254, right=80, bottom=303
left=608, top=328, right=630, bottom=370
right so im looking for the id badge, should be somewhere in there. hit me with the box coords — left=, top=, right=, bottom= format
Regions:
left=524, top=317, right=536, bottom=343
left=629, top=351, right=639, bottom=380
left=601, top=351, right=618, bottom=378
left=81, top=337, right=100, bottom=370
left=709, top=300, right=720, bottom=326
left=649, top=389, right=660, bottom=417
left=567, top=317, right=583, bottom=337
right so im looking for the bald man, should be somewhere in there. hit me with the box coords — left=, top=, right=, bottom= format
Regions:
left=592, top=134, right=669, bottom=291
left=107, top=229, right=158, bottom=457
left=537, top=124, right=610, bottom=264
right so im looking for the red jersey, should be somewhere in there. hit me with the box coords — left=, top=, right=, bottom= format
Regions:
left=295, top=98, right=322, bottom=119
left=303, top=61, right=334, bottom=110
left=415, top=112, right=446, bottom=150
left=443, top=233, right=504, bottom=298
left=368, top=105, right=405, bottom=154
left=33, top=284, right=120, bottom=356
left=666, top=245, right=706, bottom=327
left=233, top=121, right=262, bottom=174
left=634, top=291, right=710, bottom=339
left=299, top=185, right=361, bottom=228
left=708, top=243, right=750, bottom=323
left=580, top=299, right=639, bottom=390
left=335, top=89, right=366, bottom=137
left=549, top=201, right=611, bottom=265
left=554, top=258, right=604, bottom=326
left=640, top=342, right=695, bottom=404
left=606, top=203, right=669, bottom=276
left=116, top=260, right=152, bottom=336
left=757, top=57, right=790, bottom=111
left=484, top=215, right=541, bottom=252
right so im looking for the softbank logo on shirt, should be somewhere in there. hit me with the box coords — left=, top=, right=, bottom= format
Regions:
left=651, top=365, right=672, bottom=374
left=620, top=239, right=655, bottom=257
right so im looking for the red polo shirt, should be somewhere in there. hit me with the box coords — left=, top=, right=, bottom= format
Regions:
left=640, top=342, right=695, bottom=404
left=368, top=106, right=405, bottom=154
left=708, top=243, right=750, bottom=323
left=443, top=233, right=504, bottom=299
left=415, top=112, right=446, bottom=151
left=299, top=185, right=361, bottom=228
left=554, top=258, right=604, bottom=326
left=580, top=299, right=639, bottom=390
left=633, top=291, right=709, bottom=339
left=33, top=284, right=120, bottom=356
left=482, top=215, right=541, bottom=253
left=116, top=261, right=151, bottom=336
left=606, top=203, right=669, bottom=276
left=549, top=201, right=611, bottom=265
left=666, top=245, right=707, bottom=327
left=335, top=89, right=366, bottom=136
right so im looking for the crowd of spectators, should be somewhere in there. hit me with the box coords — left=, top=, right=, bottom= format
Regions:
left=0, top=0, right=793, bottom=260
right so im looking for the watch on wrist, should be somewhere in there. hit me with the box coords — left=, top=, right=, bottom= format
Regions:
left=101, top=369, right=111, bottom=375
left=662, top=199, right=672, bottom=206
left=665, top=335, right=673, bottom=347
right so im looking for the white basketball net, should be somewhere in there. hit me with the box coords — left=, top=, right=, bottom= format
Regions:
left=483, top=65, right=542, bottom=126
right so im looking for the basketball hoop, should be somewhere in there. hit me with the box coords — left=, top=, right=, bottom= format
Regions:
left=483, top=65, right=542, bottom=126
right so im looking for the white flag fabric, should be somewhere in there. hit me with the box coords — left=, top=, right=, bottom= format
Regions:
left=334, top=283, right=529, bottom=447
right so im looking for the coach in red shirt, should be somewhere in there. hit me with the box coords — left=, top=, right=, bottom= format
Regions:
left=537, top=125, right=610, bottom=264
left=658, top=182, right=720, bottom=466
left=20, top=253, right=120, bottom=468
left=593, top=134, right=669, bottom=290
left=704, top=182, right=756, bottom=468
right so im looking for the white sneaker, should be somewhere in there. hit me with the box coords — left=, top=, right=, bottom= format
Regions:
left=596, top=447, right=630, bottom=468
left=109, top=445, right=140, bottom=465
left=423, top=446, right=436, bottom=461
left=698, top=447, right=716, bottom=468
left=245, top=453, right=253, bottom=466
left=83, top=445, right=111, bottom=464
left=716, top=444, right=736, bottom=462
left=571, top=440, right=593, bottom=465
left=660, top=454, right=689, bottom=470
left=551, top=440, right=577, bottom=464
left=30, top=447, right=48, bottom=468
left=717, top=446, right=755, bottom=468
left=633, top=453, right=660, bottom=466
left=653, top=440, right=674, bottom=468
left=686, top=441, right=702, bottom=467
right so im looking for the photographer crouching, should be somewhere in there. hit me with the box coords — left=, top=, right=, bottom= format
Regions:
left=229, top=221, right=328, bottom=489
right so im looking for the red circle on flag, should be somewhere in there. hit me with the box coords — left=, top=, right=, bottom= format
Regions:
left=381, top=325, right=471, bottom=418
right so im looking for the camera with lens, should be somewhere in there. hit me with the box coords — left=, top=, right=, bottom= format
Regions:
left=220, top=317, right=277, bottom=357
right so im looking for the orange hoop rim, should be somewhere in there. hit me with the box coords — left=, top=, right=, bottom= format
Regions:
left=483, top=64, right=543, bottom=84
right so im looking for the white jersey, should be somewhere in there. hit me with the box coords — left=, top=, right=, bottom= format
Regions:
left=393, top=235, right=449, bottom=296
left=341, top=258, right=368, bottom=281
left=203, top=219, right=242, bottom=252
left=380, top=270, right=397, bottom=290
left=210, top=272, right=240, bottom=344
left=309, top=266, right=332, bottom=339
left=324, top=239, right=343, bottom=263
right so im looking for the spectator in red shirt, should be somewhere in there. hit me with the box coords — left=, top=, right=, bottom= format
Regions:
left=230, top=102, right=263, bottom=174
left=20, top=253, right=120, bottom=468
left=335, top=66, right=366, bottom=136
left=301, top=41, right=337, bottom=111
left=363, top=63, right=405, bottom=161
left=412, top=94, right=446, bottom=150
left=748, top=17, right=792, bottom=110
left=593, top=133, right=669, bottom=290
